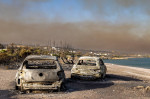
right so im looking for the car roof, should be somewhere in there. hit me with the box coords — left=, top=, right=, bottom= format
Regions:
left=25, top=55, right=58, bottom=60
left=79, top=56, right=100, bottom=60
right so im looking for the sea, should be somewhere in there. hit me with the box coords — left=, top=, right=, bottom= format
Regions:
left=103, top=58, right=150, bottom=69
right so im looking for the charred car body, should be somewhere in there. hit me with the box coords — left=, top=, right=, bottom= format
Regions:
left=71, top=56, right=107, bottom=80
left=15, top=55, right=65, bottom=92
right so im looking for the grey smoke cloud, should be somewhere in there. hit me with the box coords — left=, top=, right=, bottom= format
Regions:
left=0, top=0, right=150, bottom=53
left=0, top=20, right=150, bottom=53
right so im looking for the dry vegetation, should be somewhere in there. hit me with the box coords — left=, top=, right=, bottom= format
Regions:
left=0, top=43, right=82, bottom=68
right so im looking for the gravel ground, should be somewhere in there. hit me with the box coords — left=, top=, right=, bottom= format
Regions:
left=0, top=63, right=150, bottom=99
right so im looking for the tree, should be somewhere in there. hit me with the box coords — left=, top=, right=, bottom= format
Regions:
left=19, top=48, right=31, bottom=58
left=7, top=43, right=15, bottom=54
left=0, top=53, right=10, bottom=64
left=0, top=43, right=4, bottom=49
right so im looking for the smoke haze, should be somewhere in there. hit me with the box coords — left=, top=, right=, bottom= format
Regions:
left=0, top=0, right=150, bottom=53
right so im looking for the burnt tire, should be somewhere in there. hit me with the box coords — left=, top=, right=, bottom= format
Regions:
left=15, top=83, right=20, bottom=90
left=71, top=75, right=75, bottom=79
left=60, top=83, right=66, bottom=91
left=57, top=83, right=66, bottom=92
left=71, top=74, right=78, bottom=80
left=101, top=73, right=106, bottom=79
left=15, top=85, right=18, bottom=90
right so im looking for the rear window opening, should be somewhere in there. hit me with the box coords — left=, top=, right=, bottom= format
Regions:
left=23, top=59, right=57, bottom=69
left=77, top=59, right=96, bottom=66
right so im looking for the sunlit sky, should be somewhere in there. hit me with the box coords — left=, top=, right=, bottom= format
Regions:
left=1, top=0, right=150, bottom=24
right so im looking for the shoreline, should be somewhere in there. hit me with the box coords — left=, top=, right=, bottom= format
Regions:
left=104, top=57, right=150, bottom=70
left=105, top=63, right=150, bottom=70
left=106, top=63, right=150, bottom=80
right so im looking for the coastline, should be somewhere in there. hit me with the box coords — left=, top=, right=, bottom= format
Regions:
left=106, top=63, right=150, bottom=80
left=104, top=58, right=150, bottom=69
left=106, top=63, right=150, bottom=70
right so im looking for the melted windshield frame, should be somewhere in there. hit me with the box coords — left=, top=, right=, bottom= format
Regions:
left=23, top=59, right=57, bottom=69
left=77, top=59, right=97, bottom=66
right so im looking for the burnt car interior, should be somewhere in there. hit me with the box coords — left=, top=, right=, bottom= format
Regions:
left=77, top=59, right=96, bottom=66
left=23, top=59, right=57, bottom=69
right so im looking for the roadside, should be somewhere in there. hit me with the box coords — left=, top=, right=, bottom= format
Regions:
left=0, top=64, right=150, bottom=99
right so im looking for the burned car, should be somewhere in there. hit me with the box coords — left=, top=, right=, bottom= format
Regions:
left=15, top=55, right=65, bottom=92
left=71, top=56, right=107, bottom=80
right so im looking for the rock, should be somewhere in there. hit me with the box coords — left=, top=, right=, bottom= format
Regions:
left=134, top=86, right=145, bottom=89
left=145, top=86, right=150, bottom=91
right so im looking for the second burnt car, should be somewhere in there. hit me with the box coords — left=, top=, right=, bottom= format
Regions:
left=71, top=56, right=107, bottom=80
left=15, top=55, right=65, bottom=92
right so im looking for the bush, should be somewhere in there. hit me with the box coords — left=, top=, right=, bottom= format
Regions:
left=19, top=48, right=31, bottom=58
left=0, top=43, right=4, bottom=49
left=0, top=53, right=11, bottom=64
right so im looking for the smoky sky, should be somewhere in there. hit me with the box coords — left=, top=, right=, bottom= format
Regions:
left=0, top=0, right=150, bottom=53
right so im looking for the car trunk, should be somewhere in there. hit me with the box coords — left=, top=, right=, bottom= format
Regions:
left=76, top=65, right=100, bottom=75
left=22, top=69, right=59, bottom=82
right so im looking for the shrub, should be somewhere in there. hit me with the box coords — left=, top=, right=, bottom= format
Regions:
left=0, top=53, right=11, bottom=64
left=19, top=48, right=31, bottom=58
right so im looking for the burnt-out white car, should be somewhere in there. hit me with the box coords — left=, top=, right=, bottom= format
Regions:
left=15, top=55, right=65, bottom=92
left=71, top=56, right=107, bottom=80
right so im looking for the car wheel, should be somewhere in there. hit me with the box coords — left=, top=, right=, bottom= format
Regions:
left=15, top=85, right=18, bottom=90
left=71, top=74, right=75, bottom=79
left=57, top=83, right=66, bottom=92
left=56, top=86, right=61, bottom=92
left=15, top=82, right=21, bottom=90
left=101, top=73, right=106, bottom=79
left=61, top=83, right=66, bottom=91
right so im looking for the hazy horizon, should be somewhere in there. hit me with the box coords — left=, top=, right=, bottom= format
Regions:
left=0, top=0, right=150, bottom=53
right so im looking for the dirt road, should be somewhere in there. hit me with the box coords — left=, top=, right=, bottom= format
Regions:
left=0, top=63, right=150, bottom=99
